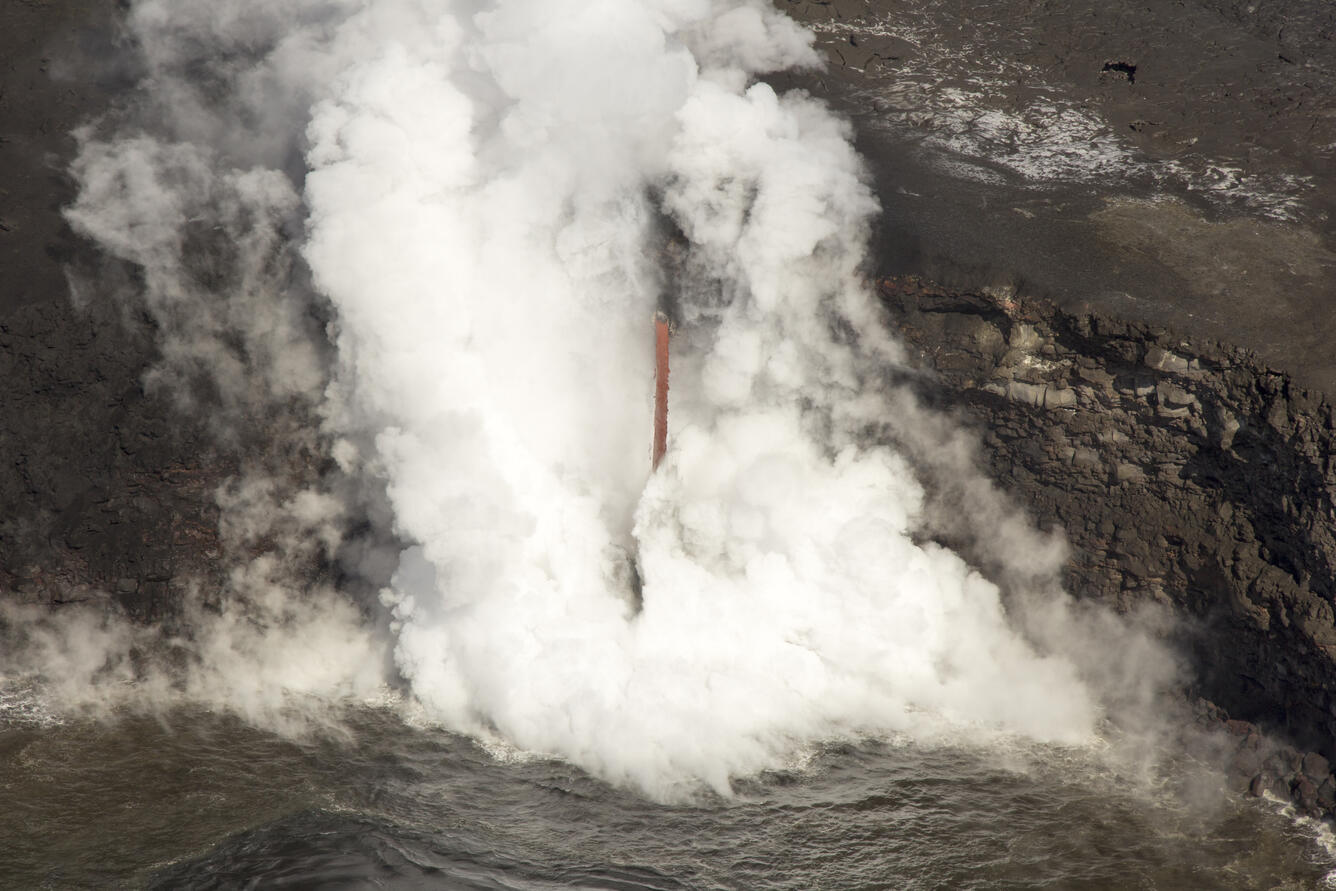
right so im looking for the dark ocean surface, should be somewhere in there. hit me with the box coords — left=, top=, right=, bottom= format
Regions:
left=4, top=705, right=1333, bottom=889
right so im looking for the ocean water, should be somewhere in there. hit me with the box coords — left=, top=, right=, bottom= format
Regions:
left=4, top=704, right=1333, bottom=889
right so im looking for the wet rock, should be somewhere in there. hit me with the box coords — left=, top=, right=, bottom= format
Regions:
left=1292, top=775, right=1321, bottom=816
left=1232, top=744, right=1265, bottom=779
left=1302, top=751, right=1330, bottom=782
left=1317, top=777, right=1336, bottom=812
left=1249, top=771, right=1292, bottom=801
left=1282, top=759, right=1304, bottom=783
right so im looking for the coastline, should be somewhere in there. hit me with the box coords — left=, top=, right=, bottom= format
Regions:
left=2, top=0, right=1336, bottom=821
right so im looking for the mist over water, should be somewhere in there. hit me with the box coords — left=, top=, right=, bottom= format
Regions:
left=13, top=0, right=1185, bottom=798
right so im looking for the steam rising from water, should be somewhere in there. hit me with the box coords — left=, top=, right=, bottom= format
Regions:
left=13, top=0, right=1176, bottom=794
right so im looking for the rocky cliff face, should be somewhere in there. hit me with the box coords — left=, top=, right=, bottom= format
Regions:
left=0, top=279, right=226, bottom=621
left=0, top=0, right=226, bottom=621
left=880, top=274, right=1336, bottom=813
left=771, top=0, right=1336, bottom=813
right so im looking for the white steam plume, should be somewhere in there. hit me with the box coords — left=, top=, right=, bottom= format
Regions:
left=40, top=0, right=1178, bottom=796
left=303, top=0, right=1099, bottom=796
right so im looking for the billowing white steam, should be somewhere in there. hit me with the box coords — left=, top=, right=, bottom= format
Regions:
left=32, top=0, right=1169, bottom=795
left=299, top=0, right=1099, bottom=793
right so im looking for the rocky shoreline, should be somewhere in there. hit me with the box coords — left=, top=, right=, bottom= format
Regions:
left=878, top=273, right=1336, bottom=818
left=4, top=0, right=1336, bottom=825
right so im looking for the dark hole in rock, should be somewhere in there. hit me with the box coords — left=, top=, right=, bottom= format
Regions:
left=1102, top=60, right=1137, bottom=83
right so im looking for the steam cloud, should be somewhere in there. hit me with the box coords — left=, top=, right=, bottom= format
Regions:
left=11, top=0, right=1179, bottom=796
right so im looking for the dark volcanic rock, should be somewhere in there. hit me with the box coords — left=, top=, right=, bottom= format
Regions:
left=0, top=0, right=228, bottom=620
left=879, top=275, right=1336, bottom=769
left=777, top=0, right=1336, bottom=391
left=2, top=0, right=1336, bottom=827
left=770, top=0, right=1336, bottom=818
left=1, top=2, right=377, bottom=628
